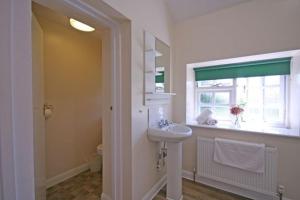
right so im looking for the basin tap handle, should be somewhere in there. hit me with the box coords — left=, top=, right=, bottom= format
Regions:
left=164, top=119, right=169, bottom=126
left=158, top=119, right=165, bottom=128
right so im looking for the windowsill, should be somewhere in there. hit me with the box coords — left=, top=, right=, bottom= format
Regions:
left=186, top=121, right=300, bottom=138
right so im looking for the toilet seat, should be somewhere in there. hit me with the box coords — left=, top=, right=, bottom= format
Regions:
left=97, top=144, right=103, bottom=155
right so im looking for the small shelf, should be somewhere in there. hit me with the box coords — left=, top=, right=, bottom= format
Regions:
left=145, top=49, right=163, bottom=57
left=144, top=92, right=176, bottom=105
left=156, top=92, right=176, bottom=96
left=145, top=92, right=176, bottom=95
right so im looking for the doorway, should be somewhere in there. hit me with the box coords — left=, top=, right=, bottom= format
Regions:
left=30, top=0, right=127, bottom=200
left=32, top=2, right=103, bottom=199
left=0, top=0, right=129, bottom=199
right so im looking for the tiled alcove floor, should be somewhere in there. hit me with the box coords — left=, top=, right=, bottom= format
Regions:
left=47, top=170, right=101, bottom=200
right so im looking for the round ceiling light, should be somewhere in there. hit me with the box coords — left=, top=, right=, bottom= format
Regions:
left=69, top=18, right=95, bottom=32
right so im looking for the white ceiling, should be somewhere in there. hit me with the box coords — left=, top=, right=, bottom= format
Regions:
left=165, top=0, right=251, bottom=22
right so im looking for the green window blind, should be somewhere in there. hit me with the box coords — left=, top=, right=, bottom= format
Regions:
left=155, top=71, right=164, bottom=83
left=193, top=57, right=291, bottom=81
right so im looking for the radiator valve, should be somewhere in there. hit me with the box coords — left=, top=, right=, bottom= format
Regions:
left=277, top=185, right=285, bottom=200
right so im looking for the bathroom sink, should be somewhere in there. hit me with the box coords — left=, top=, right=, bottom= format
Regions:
left=148, top=124, right=192, bottom=143
left=148, top=122, right=192, bottom=199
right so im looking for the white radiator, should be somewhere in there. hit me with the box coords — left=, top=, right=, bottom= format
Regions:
left=197, top=137, right=278, bottom=198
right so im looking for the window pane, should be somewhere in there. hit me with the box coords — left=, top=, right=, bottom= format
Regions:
left=264, top=106, right=281, bottom=122
left=247, top=87, right=263, bottom=106
left=197, top=80, right=214, bottom=87
left=200, top=106, right=212, bottom=113
left=215, top=92, right=230, bottom=105
left=197, top=79, right=233, bottom=87
left=200, top=92, right=213, bottom=104
left=243, top=107, right=263, bottom=122
left=236, top=78, right=248, bottom=105
left=248, top=77, right=263, bottom=87
left=265, top=75, right=281, bottom=86
left=213, top=106, right=230, bottom=120
left=237, top=77, right=247, bottom=87
left=236, top=77, right=264, bottom=123
left=195, top=74, right=286, bottom=126
left=264, top=87, right=280, bottom=104
left=215, top=79, right=233, bottom=86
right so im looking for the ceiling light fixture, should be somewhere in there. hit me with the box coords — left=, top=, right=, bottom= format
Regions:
left=69, top=18, right=95, bottom=32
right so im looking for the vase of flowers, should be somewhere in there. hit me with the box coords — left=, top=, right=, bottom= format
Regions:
left=230, top=105, right=244, bottom=128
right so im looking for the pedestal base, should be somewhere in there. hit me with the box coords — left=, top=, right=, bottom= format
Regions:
left=166, top=195, right=183, bottom=200
left=166, top=142, right=182, bottom=200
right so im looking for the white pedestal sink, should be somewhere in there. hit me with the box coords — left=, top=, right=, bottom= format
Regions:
left=148, top=124, right=192, bottom=200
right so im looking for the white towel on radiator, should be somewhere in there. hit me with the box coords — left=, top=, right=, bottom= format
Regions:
left=213, top=138, right=265, bottom=173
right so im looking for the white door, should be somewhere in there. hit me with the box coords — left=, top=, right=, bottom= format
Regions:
left=32, top=13, right=46, bottom=200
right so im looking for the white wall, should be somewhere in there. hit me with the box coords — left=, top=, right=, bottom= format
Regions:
left=102, top=0, right=174, bottom=199
left=0, top=0, right=35, bottom=199
left=102, top=0, right=173, bottom=45
left=172, top=0, right=300, bottom=199
left=131, top=24, right=170, bottom=200
left=34, top=15, right=102, bottom=179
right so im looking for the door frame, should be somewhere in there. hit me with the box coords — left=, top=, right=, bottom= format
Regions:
left=0, top=0, right=126, bottom=199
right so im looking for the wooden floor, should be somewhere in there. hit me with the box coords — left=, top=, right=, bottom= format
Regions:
left=47, top=170, right=251, bottom=200
left=154, top=179, right=251, bottom=200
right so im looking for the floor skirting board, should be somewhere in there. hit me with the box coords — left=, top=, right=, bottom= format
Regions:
left=46, top=163, right=90, bottom=188
left=142, top=175, right=167, bottom=200
left=182, top=170, right=293, bottom=200
left=47, top=166, right=294, bottom=200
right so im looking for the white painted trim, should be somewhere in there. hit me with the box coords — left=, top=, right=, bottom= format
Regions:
left=141, top=170, right=294, bottom=200
left=46, top=163, right=90, bottom=189
left=182, top=170, right=293, bottom=200
left=39, top=2, right=124, bottom=198
left=101, top=193, right=112, bottom=200
left=39, top=1, right=124, bottom=198
left=142, top=175, right=167, bottom=200
left=187, top=49, right=300, bottom=69
left=0, top=1, right=17, bottom=199
left=0, top=0, right=35, bottom=199
left=181, top=170, right=193, bottom=180
left=64, top=2, right=125, bottom=199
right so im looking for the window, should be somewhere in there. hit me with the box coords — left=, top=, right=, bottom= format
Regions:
left=195, top=76, right=288, bottom=127
left=196, top=79, right=234, bottom=121
left=193, top=57, right=291, bottom=128
left=237, top=76, right=287, bottom=127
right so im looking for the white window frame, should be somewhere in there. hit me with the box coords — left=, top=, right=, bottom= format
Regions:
left=195, top=76, right=289, bottom=128
left=260, top=75, right=289, bottom=128
left=195, top=81, right=236, bottom=122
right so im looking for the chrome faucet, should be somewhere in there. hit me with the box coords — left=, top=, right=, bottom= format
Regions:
left=158, top=119, right=166, bottom=128
left=158, top=119, right=171, bottom=128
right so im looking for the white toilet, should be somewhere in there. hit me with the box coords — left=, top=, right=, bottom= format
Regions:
left=90, top=144, right=103, bottom=172
left=97, top=144, right=103, bottom=156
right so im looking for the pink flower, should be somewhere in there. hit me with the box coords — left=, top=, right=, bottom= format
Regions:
left=230, top=106, right=244, bottom=116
